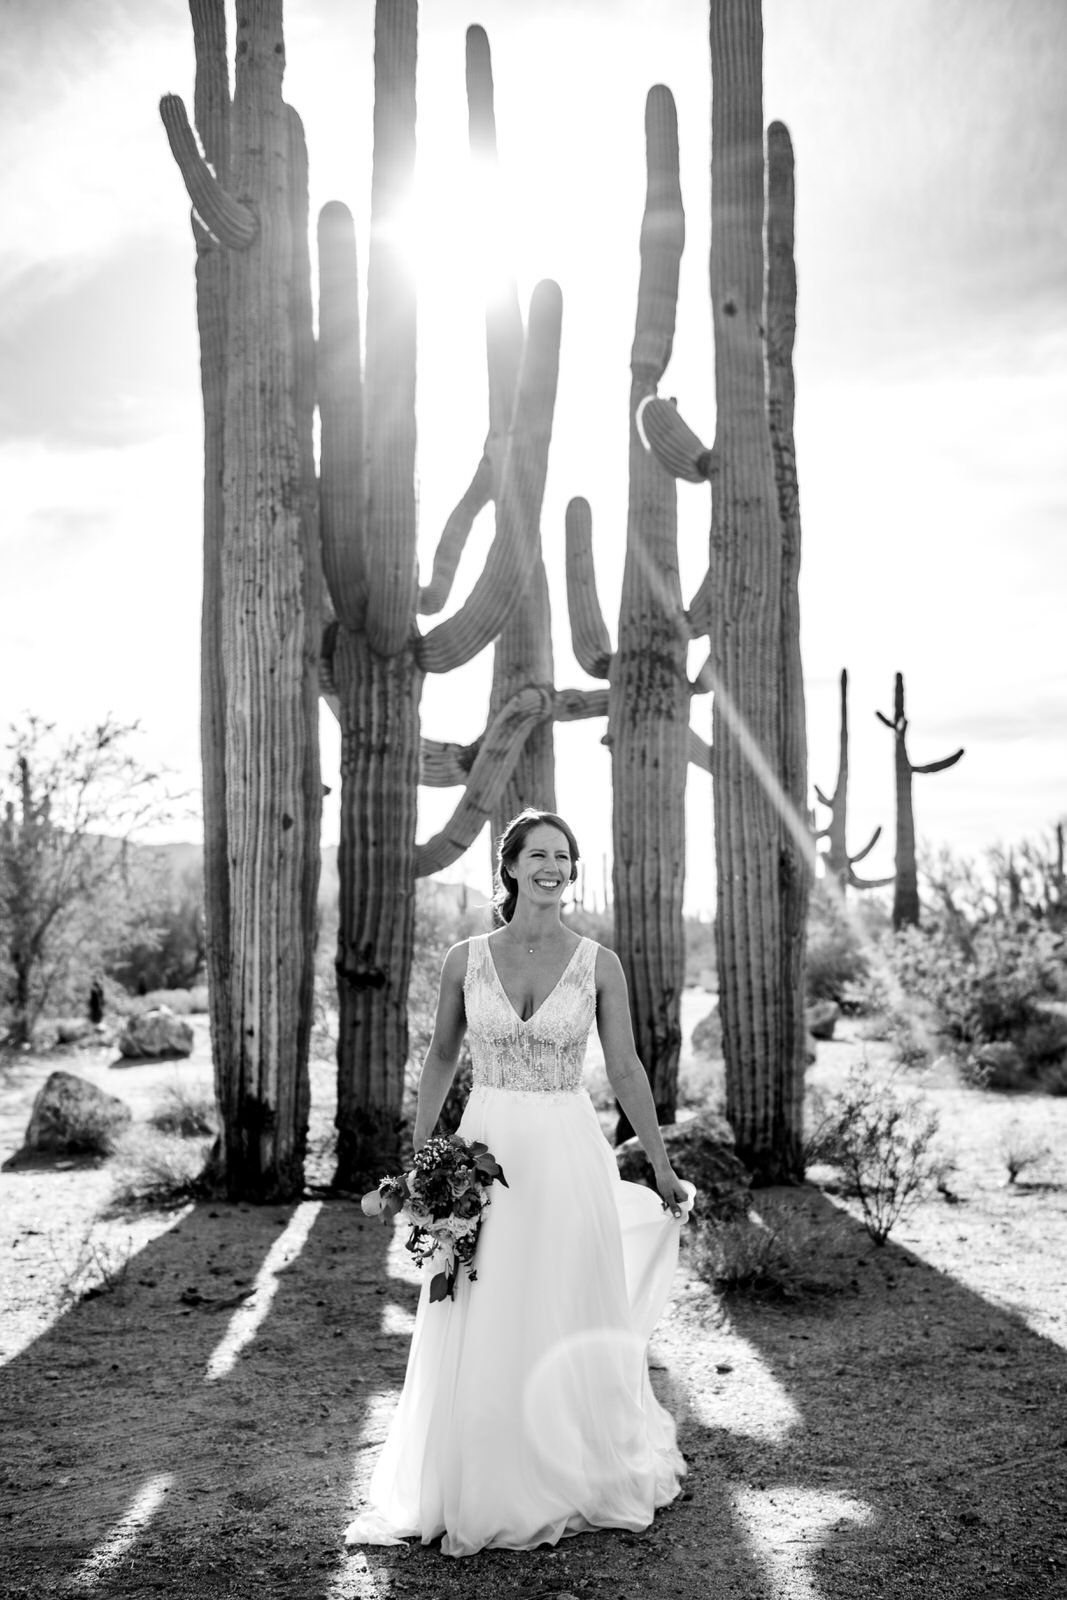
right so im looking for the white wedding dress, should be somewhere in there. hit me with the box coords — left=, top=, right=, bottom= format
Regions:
left=344, top=934, right=689, bottom=1558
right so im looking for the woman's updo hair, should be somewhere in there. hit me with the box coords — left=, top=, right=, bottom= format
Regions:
left=492, top=808, right=581, bottom=926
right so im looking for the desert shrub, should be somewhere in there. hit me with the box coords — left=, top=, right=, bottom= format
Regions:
left=805, top=882, right=870, bottom=1005
left=109, top=1126, right=211, bottom=1209
left=684, top=915, right=716, bottom=989
left=690, top=1196, right=851, bottom=1300
left=870, top=917, right=1065, bottom=1078
left=810, top=1065, right=943, bottom=1244
left=148, top=1084, right=218, bottom=1139
left=998, top=1121, right=1050, bottom=1185
left=48, top=1223, right=132, bottom=1305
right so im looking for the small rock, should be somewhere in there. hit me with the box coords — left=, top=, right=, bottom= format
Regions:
left=805, top=1000, right=840, bottom=1041
left=117, top=1007, right=194, bottom=1060
left=616, top=1108, right=750, bottom=1219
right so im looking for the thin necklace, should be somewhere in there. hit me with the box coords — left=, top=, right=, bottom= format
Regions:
left=508, top=926, right=559, bottom=957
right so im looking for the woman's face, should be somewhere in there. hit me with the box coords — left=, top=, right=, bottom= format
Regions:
left=509, top=824, right=573, bottom=907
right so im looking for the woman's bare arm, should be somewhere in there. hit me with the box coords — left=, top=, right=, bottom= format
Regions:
left=412, top=942, right=470, bottom=1151
left=594, top=946, right=689, bottom=1216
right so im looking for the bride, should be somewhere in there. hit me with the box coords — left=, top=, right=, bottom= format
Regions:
left=345, top=808, right=693, bottom=1558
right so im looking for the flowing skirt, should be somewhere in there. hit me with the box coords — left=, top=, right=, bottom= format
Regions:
left=344, top=1085, right=689, bottom=1558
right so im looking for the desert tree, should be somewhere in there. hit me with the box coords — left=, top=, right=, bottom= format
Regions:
left=0, top=717, right=173, bottom=1045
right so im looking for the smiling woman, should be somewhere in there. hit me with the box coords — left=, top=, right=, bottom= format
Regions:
left=343, top=805, right=695, bottom=1557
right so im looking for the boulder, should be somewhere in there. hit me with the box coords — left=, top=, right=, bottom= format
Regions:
left=690, top=1004, right=722, bottom=1059
left=615, top=1108, right=751, bottom=1219
left=22, top=1070, right=131, bottom=1156
left=54, top=1018, right=96, bottom=1046
left=117, top=1006, right=194, bottom=1061
left=805, top=1000, right=840, bottom=1041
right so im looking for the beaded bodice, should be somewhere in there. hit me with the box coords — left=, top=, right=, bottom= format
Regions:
left=464, top=934, right=598, bottom=1093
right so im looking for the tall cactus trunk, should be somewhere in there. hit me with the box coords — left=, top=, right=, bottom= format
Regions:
left=878, top=671, right=963, bottom=931
left=217, top=0, right=322, bottom=1198
left=766, top=119, right=810, bottom=1133
left=890, top=674, right=921, bottom=928
left=709, top=0, right=803, bottom=1183
left=612, top=84, right=688, bottom=1141
left=190, top=0, right=232, bottom=1158
left=334, top=630, right=422, bottom=1177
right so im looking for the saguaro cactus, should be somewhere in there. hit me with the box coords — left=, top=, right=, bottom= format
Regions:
left=161, top=0, right=323, bottom=1201
left=641, top=1, right=811, bottom=1182
left=815, top=670, right=892, bottom=893
left=317, top=7, right=564, bottom=1182
left=565, top=86, right=708, bottom=1139
left=876, top=672, right=964, bottom=928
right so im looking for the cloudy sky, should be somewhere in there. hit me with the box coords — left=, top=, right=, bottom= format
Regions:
left=2, top=0, right=1064, bottom=913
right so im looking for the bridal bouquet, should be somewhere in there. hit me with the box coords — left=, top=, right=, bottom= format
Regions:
left=361, top=1134, right=508, bottom=1303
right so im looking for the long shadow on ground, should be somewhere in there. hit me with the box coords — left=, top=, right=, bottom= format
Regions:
left=709, top=1185, right=1067, bottom=1600
left=0, top=1196, right=401, bottom=1599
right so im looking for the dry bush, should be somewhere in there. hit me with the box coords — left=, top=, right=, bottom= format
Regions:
left=998, top=1122, right=1051, bottom=1185
left=148, top=1084, right=218, bottom=1139
left=108, top=1126, right=210, bottom=1210
left=47, top=1222, right=133, bottom=1306
left=809, top=1065, right=944, bottom=1245
left=689, top=1197, right=853, bottom=1301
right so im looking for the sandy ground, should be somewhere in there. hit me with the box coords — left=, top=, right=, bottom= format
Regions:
left=2, top=1010, right=1067, bottom=1599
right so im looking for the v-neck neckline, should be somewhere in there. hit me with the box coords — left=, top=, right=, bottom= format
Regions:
left=485, top=935, right=585, bottom=1026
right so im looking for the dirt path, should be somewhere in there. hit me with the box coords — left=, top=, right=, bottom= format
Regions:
left=2, top=1024, right=1067, bottom=1599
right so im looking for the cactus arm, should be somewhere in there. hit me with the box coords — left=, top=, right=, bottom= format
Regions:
left=914, top=749, right=965, bottom=776
left=420, top=685, right=608, bottom=788
left=417, top=457, right=494, bottom=615
left=850, top=870, right=895, bottom=891
left=190, top=0, right=229, bottom=174
left=875, top=710, right=897, bottom=730
left=159, top=94, right=257, bottom=248
left=813, top=783, right=834, bottom=810
left=688, top=728, right=712, bottom=773
left=553, top=686, right=609, bottom=722
left=418, top=27, right=524, bottom=624
left=689, top=653, right=714, bottom=694
left=414, top=687, right=554, bottom=876
left=637, top=396, right=719, bottom=483
left=420, top=736, right=481, bottom=787
left=317, top=202, right=366, bottom=631
left=418, top=280, right=562, bottom=675
left=850, top=824, right=883, bottom=864
left=466, top=25, right=524, bottom=469
left=686, top=566, right=714, bottom=634
left=564, top=498, right=613, bottom=679
left=362, top=0, right=418, bottom=655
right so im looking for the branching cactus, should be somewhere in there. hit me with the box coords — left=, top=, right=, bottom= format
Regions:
left=876, top=672, right=964, bottom=928
left=815, top=669, right=893, bottom=893
left=317, top=8, right=565, bottom=1181
left=640, top=2, right=811, bottom=1183
left=565, top=86, right=712, bottom=1140
left=161, top=0, right=323, bottom=1201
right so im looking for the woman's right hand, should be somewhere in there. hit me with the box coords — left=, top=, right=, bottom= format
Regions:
left=655, top=1165, right=691, bottom=1219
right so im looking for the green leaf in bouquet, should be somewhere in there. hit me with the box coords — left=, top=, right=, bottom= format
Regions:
left=380, top=1190, right=406, bottom=1222
left=428, top=1269, right=455, bottom=1304
left=474, top=1153, right=507, bottom=1186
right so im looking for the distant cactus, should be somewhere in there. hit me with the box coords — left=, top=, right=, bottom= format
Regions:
left=640, top=1, right=811, bottom=1182
left=316, top=11, right=566, bottom=1182
left=161, top=0, right=322, bottom=1201
left=815, top=669, right=893, bottom=893
left=564, top=86, right=705, bottom=1141
left=876, top=672, right=964, bottom=928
